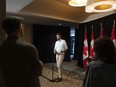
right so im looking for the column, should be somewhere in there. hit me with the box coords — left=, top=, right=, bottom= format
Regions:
left=0, top=0, right=6, bottom=87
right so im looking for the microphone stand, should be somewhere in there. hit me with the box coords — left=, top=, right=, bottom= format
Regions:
left=50, top=43, right=56, bottom=82
left=42, top=43, right=56, bottom=82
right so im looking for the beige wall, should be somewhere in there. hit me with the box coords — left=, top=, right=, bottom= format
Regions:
left=0, top=0, right=6, bottom=45
left=0, top=1, right=6, bottom=87
left=22, top=24, right=33, bottom=43
left=0, top=23, right=33, bottom=44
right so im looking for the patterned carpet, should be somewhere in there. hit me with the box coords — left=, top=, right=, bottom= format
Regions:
left=39, top=63, right=84, bottom=87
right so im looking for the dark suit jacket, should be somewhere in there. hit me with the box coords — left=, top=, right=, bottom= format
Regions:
left=83, top=60, right=116, bottom=87
left=0, top=38, right=42, bottom=87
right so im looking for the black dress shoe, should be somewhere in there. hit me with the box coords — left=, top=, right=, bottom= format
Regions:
left=55, top=77, right=62, bottom=82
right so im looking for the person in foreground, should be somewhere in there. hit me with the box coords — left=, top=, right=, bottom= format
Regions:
left=54, top=33, right=68, bottom=82
left=0, top=16, right=43, bottom=87
left=83, top=36, right=116, bottom=87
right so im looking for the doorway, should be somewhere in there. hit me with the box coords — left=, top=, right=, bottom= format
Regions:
left=70, top=27, right=75, bottom=61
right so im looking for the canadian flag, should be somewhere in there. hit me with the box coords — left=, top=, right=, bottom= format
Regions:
left=100, top=25, right=104, bottom=38
left=111, top=25, right=116, bottom=46
left=83, top=29, right=89, bottom=69
left=89, top=29, right=94, bottom=59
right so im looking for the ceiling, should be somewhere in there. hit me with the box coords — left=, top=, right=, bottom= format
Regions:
left=6, top=0, right=116, bottom=27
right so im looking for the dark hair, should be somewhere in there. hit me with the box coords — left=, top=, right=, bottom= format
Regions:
left=56, top=33, right=62, bottom=37
left=2, top=16, right=23, bottom=34
left=94, top=36, right=116, bottom=64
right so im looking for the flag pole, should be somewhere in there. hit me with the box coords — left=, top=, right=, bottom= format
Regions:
left=92, top=25, right=93, bottom=32
left=89, top=25, right=94, bottom=60
left=83, top=27, right=89, bottom=69
left=110, top=20, right=116, bottom=46
left=100, top=23, right=103, bottom=30
left=85, top=27, right=87, bottom=33
left=114, top=20, right=115, bottom=27
left=100, top=23, right=103, bottom=38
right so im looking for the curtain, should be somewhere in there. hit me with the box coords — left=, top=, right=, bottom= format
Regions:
left=75, top=14, right=115, bottom=68
left=33, top=24, right=70, bottom=63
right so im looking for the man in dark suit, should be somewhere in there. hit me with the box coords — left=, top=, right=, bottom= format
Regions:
left=0, top=16, right=43, bottom=87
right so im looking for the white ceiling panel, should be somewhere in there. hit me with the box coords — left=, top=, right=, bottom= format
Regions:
left=6, top=0, right=116, bottom=25
left=6, top=0, right=33, bottom=12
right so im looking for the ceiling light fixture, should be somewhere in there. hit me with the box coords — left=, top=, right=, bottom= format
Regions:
left=86, top=0, right=116, bottom=13
left=68, top=0, right=87, bottom=7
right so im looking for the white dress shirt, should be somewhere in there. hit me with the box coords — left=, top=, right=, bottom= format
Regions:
left=54, top=39, right=68, bottom=54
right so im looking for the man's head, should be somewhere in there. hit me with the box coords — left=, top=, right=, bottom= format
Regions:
left=94, top=36, right=116, bottom=64
left=2, top=16, right=24, bottom=37
left=56, top=33, right=62, bottom=40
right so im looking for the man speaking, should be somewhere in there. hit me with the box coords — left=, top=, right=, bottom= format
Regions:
left=54, top=33, right=68, bottom=82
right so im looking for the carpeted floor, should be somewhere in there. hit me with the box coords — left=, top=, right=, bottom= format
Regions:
left=39, top=63, right=84, bottom=87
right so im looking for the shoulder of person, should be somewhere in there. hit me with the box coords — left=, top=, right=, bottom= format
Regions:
left=19, top=39, right=37, bottom=50
left=61, top=39, right=66, bottom=42
left=86, top=61, right=95, bottom=69
left=87, top=60, right=105, bottom=69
